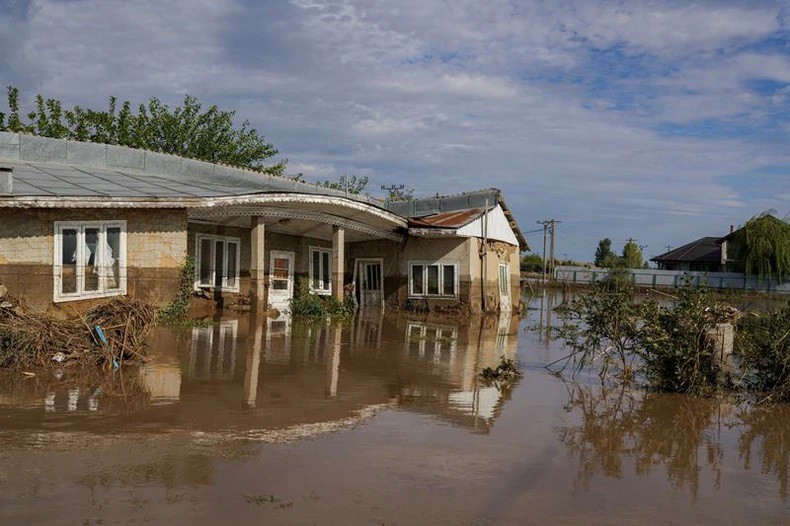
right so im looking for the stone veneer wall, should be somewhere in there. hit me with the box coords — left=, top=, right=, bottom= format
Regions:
left=0, top=208, right=187, bottom=314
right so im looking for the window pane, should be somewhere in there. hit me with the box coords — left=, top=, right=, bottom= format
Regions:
left=443, top=265, right=455, bottom=296
left=226, top=242, right=238, bottom=288
left=199, top=238, right=213, bottom=285
left=84, top=227, right=100, bottom=292
left=427, top=265, right=439, bottom=295
left=500, top=265, right=508, bottom=294
left=273, top=257, right=290, bottom=278
left=411, top=265, right=424, bottom=295
left=322, top=251, right=330, bottom=290
left=105, top=227, right=121, bottom=290
left=61, top=228, right=78, bottom=294
left=312, top=250, right=320, bottom=289
left=214, top=241, right=224, bottom=287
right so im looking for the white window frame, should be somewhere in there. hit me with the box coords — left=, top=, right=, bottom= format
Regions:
left=194, top=234, right=241, bottom=292
left=53, top=220, right=127, bottom=303
left=308, top=246, right=332, bottom=295
left=408, top=261, right=459, bottom=298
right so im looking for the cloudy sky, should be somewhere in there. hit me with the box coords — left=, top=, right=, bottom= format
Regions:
left=1, top=0, right=788, bottom=261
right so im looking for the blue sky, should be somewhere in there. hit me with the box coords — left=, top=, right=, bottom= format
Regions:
left=1, top=0, right=788, bottom=261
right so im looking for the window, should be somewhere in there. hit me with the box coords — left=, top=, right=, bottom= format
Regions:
left=408, top=262, right=458, bottom=298
left=54, top=221, right=126, bottom=302
left=309, top=247, right=332, bottom=295
left=195, top=234, right=241, bottom=292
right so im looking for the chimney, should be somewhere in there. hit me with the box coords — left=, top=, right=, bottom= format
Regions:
left=0, top=167, right=12, bottom=196
left=729, top=225, right=734, bottom=234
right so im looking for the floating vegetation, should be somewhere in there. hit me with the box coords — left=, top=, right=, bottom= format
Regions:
left=479, top=357, right=522, bottom=386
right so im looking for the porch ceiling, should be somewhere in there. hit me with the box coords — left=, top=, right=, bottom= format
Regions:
left=189, top=199, right=404, bottom=242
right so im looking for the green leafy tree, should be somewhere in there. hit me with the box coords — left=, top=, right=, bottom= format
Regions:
left=0, top=86, right=285, bottom=175
left=594, top=238, right=613, bottom=267
left=621, top=240, right=644, bottom=269
left=520, top=253, right=544, bottom=273
left=728, top=211, right=790, bottom=283
left=320, top=174, right=369, bottom=194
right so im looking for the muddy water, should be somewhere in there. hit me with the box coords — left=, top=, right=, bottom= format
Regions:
left=0, top=293, right=787, bottom=525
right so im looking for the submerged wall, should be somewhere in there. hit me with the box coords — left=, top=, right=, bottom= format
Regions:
left=0, top=208, right=187, bottom=314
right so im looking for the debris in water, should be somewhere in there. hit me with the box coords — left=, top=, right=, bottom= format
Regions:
left=478, top=357, right=522, bottom=385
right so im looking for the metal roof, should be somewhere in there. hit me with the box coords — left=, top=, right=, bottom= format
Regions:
left=0, top=132, right=387, bottom=206
left=408, top=207, right=485, bottom=228
left=386, top=188, right=527, bottom=251
left=650, top=237, right=722, bottom=263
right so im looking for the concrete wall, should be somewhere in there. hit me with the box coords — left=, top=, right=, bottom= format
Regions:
left=348, top=236, right=521, bottom=313
left=0, top=208, right=187, bottom=314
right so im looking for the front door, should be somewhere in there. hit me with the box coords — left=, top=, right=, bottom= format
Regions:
left=499, top=263, right=512, bottom=312
left=357, top=259, right=383, bottom=307
left=269, top=250, right=294, bottom=311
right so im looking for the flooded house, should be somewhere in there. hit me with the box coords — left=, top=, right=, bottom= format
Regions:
left=0, top=132, right=526, bottom=315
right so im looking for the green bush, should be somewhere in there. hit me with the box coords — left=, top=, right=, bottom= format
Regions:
left=289, top=278, right=355, bottom=320
left=555, top=285, right=732, bottom=394
left=638, top=287, right=730, bottom=395
left=736, top=302, right=790, bottom=403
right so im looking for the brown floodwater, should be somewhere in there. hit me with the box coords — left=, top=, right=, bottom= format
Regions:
left=0, top=291, right=788, bottom=525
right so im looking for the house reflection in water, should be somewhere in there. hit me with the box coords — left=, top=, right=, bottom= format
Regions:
left=0, top=311, right=519, bottom=436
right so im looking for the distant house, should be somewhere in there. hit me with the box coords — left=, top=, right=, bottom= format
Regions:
left=0, top=132, right=526, bottom=315
left=650, top=237, right=724, bottom=272
left=651, top=214, right=788, bottom=274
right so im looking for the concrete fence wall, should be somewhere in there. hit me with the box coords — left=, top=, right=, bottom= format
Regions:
left=553, top=266, right=790, bottom=293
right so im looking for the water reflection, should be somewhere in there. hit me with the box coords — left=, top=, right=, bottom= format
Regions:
left=0, top=311, right=520, bottom=439
left=557, top=383, right=789, bottom=498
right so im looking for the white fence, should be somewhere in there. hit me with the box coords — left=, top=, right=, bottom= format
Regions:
left=553, top=266, right=790, bottom=293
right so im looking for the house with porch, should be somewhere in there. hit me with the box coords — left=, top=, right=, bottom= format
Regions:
left=0, top=132, right=527, bottom=315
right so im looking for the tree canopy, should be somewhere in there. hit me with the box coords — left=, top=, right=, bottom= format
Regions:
left=729, top=211, right=790, bottom=282
left=0, top=86, right=286, bottom=176
left=594, top=238, right=614, bottom=267
left=621, top=240, right=644, bottom=269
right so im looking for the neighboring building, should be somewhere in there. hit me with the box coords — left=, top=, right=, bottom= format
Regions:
left=650, top=236, right=723, bottom=272
left=0, top=132, right=526, bottom=315
left=651, top=214, right=788, bottom=273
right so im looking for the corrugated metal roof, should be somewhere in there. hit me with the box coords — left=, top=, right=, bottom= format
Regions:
left=409, top=207, right=485, bottom=228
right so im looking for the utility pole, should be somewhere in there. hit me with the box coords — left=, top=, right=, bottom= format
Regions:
left=537, top=219, right=561, bottom=282
left=537, top=221, right=549, bottom=282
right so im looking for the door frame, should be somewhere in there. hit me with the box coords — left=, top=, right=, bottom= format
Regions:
left=269, top=250, right=295, bottom=310
left=353, top=257, right=385, bottom=308
left=499, top=262, right=512, bottom=312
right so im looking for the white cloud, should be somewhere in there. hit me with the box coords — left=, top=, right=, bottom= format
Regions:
left=0, top=0, right=787, bottom=260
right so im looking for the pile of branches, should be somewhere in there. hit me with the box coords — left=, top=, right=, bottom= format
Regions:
left=0, top=296, right=156, bottom=369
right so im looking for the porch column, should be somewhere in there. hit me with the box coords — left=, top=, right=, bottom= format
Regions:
left=332, top=226, right=345, bottom=302
left=250, top=217, right=266, bottom=310
left=325, top=325, right=342, bottom=397
left=242, top=318, right=264, bottom=408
